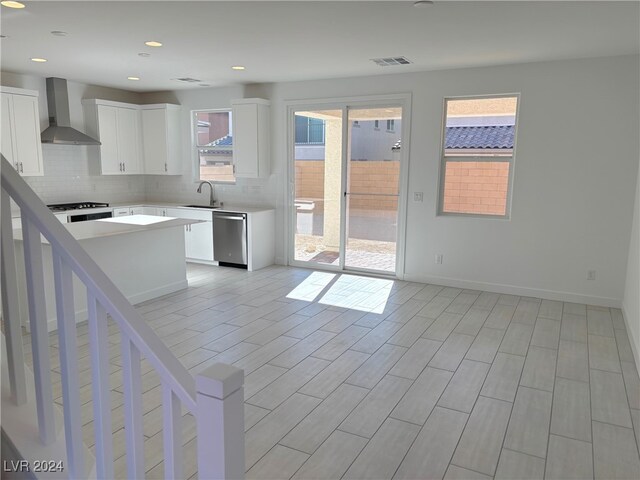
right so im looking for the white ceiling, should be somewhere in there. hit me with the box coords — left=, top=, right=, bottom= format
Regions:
left=1, top=1, right=638, bottom=92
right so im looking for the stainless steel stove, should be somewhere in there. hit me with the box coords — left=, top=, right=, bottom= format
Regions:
left=47, top=201, right=110, bottom=212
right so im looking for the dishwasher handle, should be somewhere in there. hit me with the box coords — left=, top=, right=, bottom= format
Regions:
left=214, top=214, right=246, bottom=221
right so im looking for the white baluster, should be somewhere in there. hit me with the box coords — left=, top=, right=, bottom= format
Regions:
left=1, top=189, right=27, bottom=404
left=21, top=214, right=56, bottom=444
left=122, top=336, right=145, bottom=479
left=87, top=292, right=114, bottom=479
left=162, top=385, right=183, bottom=480
left=52, top=250, right=84, bottom=477
left=196, top=363, right=245, bottom=480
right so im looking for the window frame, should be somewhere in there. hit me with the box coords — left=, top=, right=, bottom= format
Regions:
left=437, top=93, right=521, bottom=220
left=192, top=108, right=236, bottom=184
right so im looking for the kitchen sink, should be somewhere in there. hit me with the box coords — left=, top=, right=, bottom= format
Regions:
left=183, top=204, right=221, bottom=209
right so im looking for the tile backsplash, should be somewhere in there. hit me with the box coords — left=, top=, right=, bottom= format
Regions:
left=23, top=145, right=146, bottom=206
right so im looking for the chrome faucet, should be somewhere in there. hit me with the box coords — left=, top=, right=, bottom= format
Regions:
left=196, top=180, right=217, bottom=206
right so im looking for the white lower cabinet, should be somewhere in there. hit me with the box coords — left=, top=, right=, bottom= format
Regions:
left=166, top=208, right=214, bottom=263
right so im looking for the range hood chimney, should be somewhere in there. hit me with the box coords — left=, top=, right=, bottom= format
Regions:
left=41, top=77, right=101, bottom=145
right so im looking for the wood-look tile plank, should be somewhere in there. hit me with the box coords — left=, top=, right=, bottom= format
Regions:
left=291, top=430, right=368, bottom=480
left=445, top=292, right=479, bottom=315
left=519, top=345, right=557, bottom=392
left=592, top=421, right=640, bottom=480
left=454, top=308, right=491, bottom=337
left=245, top=393, right=322, bottom=469
left=389, top=338, right=442, bottom=380
left=563, top=302, right=587, bottom=316
left=481, top=352, right=525, bottom=402
left=550, top=377, right=592, bottom=442
left=416, top=296, right=456, bottom=319
left=590, top=369, right=633, bottom=428
left=530, top=317, right=561, bottom=349
left=484, top=304, right=516, bottom=330
left=621, top=361, right=640, bottom=410
left=503, top=386, right=552, bottom=458
left=299, top=349, right=370, bottom=399
left=444, top=465, right=492, bottom=480
left=538, top=299, right=563, bottom=320
left=451, top=396, right=513, bottom=476
left=346, top=344, right=407, bottom=389
left=350, top=321, right=403, bottom=354
left=343, top=418, right=420, bottom=480
left=390, top=367, right=453, bottom=425
left=234, top=336, right=300, bottom=374
left=387, top=315, right=436, bottom=347
left=339, top=375, right=412, bottom=438
left=428, top=333, right=475, bottom=372
left=246, top=445, right=309, bottom=480
left=511, top=299, right=540, bottom=325
left=495, top=449, right=545, bottom=480
left=560, top=313, right=588, bottom=344
left=281, top=383, right=368, bottom=454
left=395, top=406, right=468, bottom=480
left=423, top=312, right=464, bottom=342
left=588, top=334, right=622, bottom=373
left=472, top=291, right=500, bottom=311
left=587, top=308, right=614, bottom=338
left=498, top=322, right=534, bottom=356
left=556, top=339, right=589, bottom=382
left=248, top=356, right=329, bottom=409
left=312, top=325, right=370, bottom=361
left=269, top=330, right=336, bottom=369
left=465, top=327, right=505, bottom=364
left=438, top=360, right=491, bottom=413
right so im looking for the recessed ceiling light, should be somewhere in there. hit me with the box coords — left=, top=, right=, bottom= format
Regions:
left=31, top=57, right=47, bottom=63
left=127, top=76, right=140, bottom=81
left=51, top=30, right=68, bottom=37
left=138, top=52, right=151, bottom=57
left=1, top=1, right=25, bottom=9
left=413, top=0, right=434, bottom=6
left=144, top=41, right=162, bottom=47
left=231, top=65, right=245, bottom=71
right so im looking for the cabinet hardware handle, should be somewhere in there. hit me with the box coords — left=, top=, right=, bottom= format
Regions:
left=20, top=162, right=23, bottom=173
left=119, top=162, right=122, bottom=172
left=164, top=163, right=167, bottom=172
left=14, top=162, right=18, bottom=171
left=123, top=163, right=126, bottom=172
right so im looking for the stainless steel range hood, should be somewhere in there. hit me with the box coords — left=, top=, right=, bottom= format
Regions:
left=41, top=77, right=101, bottom=145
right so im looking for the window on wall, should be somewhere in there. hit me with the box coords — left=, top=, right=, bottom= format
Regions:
left=194, top=110, right=235, bottom=183
left=439, top=95, right=519, bottom=217
left=295, top=115, right=325, bottom=144
left=386, top=119, right=395, bottom=132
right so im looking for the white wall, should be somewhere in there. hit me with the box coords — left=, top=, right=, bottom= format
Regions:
left=623, top=158, right=640, bottom=369
left=139, top=86, right=278, bottom=208
left=264, top=55, right=639, bottom=305
left=1, top=71, right=145, bottom=205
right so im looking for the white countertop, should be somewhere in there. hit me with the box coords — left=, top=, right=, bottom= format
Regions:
left=14, top=215, right=201, bottom=243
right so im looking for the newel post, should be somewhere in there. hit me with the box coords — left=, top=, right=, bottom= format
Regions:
left=195, top=363, right=245, bottom=480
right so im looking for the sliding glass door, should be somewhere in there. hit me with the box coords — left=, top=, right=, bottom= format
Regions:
left=291, top=102, right=404, bottom=275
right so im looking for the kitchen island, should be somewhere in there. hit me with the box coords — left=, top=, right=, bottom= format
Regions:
left=14, top=215, right=198, bottom=332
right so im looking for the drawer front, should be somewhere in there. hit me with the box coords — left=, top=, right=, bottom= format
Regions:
left=165, top=208, right=212, bottom=221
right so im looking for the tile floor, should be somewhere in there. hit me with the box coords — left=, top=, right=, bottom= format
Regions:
left=22, top=264, right=640, bottom=479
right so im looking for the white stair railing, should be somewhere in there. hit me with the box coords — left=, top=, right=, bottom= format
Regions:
left=1, top=156, right=245, bottom=480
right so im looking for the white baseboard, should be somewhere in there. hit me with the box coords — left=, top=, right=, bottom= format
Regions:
left=40, top=279, right=189, bottom=333
left=402, top=273, right=622, bottom=308
left=621, top=304, right=640, bottom=374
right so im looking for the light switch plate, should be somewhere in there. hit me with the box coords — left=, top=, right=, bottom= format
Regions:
left=414, top=192, right=424, bottom=202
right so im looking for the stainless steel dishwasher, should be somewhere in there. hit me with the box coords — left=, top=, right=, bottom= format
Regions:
left=212, top=211, right=248, bottom=268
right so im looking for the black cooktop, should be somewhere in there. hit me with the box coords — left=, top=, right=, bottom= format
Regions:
left=47, top=202, right=110, bottom=212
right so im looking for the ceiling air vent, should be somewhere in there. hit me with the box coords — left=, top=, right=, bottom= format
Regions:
left=371, top=57, right=412, bottom=67
left=174, top=77, right=202, bottom=83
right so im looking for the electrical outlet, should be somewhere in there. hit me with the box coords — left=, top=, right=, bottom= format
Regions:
left=435, top=254, right=443, bottom=264
left=587, top=270, right=596, bottom=281
left=414, top=192, right=424, bottom=202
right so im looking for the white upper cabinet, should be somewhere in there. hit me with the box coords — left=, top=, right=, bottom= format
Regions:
left=1, top=88, right=44, bottom=177
left=141, top=104, right=182, bottom=175
left=231, top=98, right=270, bottom=178
left=83, top=99, right=143, bottom=175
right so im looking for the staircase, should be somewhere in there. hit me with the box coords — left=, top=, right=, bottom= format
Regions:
left=1, top=156, right=245, bottom=479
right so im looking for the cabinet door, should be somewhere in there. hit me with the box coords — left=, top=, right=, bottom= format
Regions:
left=1, top=94, right=16, bottom=169
left=232, top=103, right=259, bottom=177
left=140, top=207, right=157, bottom=215
left=97, top=105, right=121, bottom=174
left=142, top=109, right=168, bottom=175
left=129, top=207, right=145, bottom=215
left=12, top=94, right=44, bottom=176
left=117, top=108, right=142, bottom=174
left=187, top=221, right=214, bottom=262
